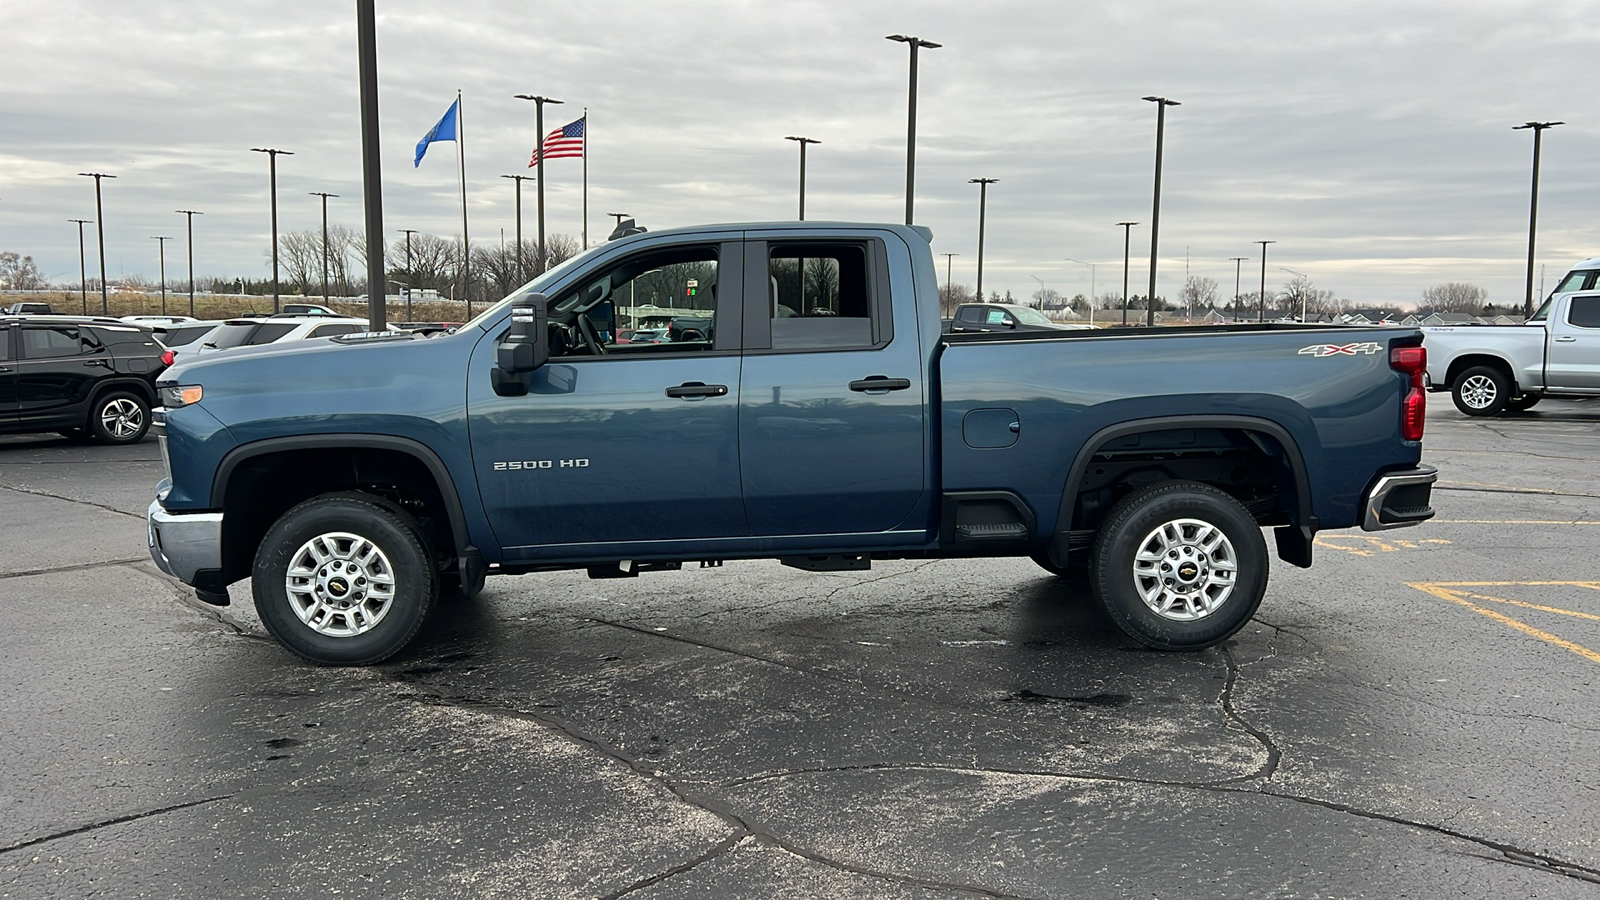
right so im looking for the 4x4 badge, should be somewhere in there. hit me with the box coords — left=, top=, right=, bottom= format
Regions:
left=1299, top=342, right=1382, bottom=357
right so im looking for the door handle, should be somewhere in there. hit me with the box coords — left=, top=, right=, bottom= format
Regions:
left=849, top=376, right=912, bottom=392
left=665, top=382, right=728, bottom=399
left=1554, top=335, right=1577, bottom=342
left=82, top=359, right=110, bottom=367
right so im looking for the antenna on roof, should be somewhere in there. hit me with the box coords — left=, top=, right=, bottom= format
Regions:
left=607, top=218, right=647, bottom=241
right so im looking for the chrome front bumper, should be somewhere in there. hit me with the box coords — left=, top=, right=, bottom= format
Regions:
left=1361, top=465, right=1438, bottom=531
left=147, top=499, right=223, bottom=585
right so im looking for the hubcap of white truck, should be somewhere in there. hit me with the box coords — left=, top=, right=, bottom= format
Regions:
left=1459, top=374, right=1498, bottom=409
left=1133, top=518, right=1238, bottom=621
left=285, top=531, right=396, bottom=637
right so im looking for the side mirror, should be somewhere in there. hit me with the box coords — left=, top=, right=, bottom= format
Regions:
left=496, top=296, right=549, bottom=373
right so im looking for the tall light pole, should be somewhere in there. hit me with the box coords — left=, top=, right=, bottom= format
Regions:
left=309, top=191, right=338, bottom=302
left=886, top=34, right=941, bottom=225
left=68, top=219, right=92, bottom=314
left=1256, top=240, right=1276, bottom=322
left=970, top=178, right=998, bottom=301
left=940, top=252, right=958, bottom=314
left=1141, top=96, right=1179, bottom=327
left=1280, top=267, right=1308, bottom=321
left=151, top=236, right=171, bottom=315
left=176, top=210, right=202, bottom=317
left=500, top=174, right=532, bottom=282
left=356, top=0, right=386, bottom=330
left=77, top=172, right=115, bottom=313
left=1229, top=256, right=1247, bottom=322
left=397, top=229, right=419, bottom=320
left=784, top=136, right=821, bottom=220
left=1065, top=258, right=1097, bottom=325
left=1117, top=221, right=1138, bottom=326
left=251, top=148, right=293, bottom=313
left=1514, top=120, right=1563, bottom=318
left=514, top=93, right=563, bottom=273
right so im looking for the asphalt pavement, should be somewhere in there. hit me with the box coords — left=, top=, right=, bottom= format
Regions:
left=1, top=398, right=1597, bottom=898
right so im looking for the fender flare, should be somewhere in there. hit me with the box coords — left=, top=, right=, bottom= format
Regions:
left=1048, top=414, right=1316, bottom=567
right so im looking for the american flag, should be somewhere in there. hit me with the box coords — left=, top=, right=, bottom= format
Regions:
left=529, top=117, right=585, bottom=166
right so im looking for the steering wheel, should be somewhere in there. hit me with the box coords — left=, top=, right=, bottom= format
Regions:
left=576, top=314, right=607, bottom=356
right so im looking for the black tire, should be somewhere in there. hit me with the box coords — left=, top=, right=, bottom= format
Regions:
left=1089, top=481, right=1268, bottom=650
left=252, top=491, right=438, bottom=665
left=1507, top=394, right=1542, bottom=412
left=1451, top=365, right=1511, bottom=417
left=88, top=391, right=150, bottom=444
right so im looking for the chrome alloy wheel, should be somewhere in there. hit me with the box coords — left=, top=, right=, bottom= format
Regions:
left=100, top=398, right=145, bottom=440
left=1458, top=374, right=1499, bottom=410
left=1132, top=518, right=1239, bottom=621
left=284, top=532, right=397, bottom=637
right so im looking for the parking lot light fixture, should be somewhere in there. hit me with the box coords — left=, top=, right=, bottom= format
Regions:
left=784, top=136, right=821, bottom=220
left=1141, top=96, right=1179, bottom=327
left=77, top=172, right=115, bottom=313
left=69, top=219, right=92, bottom=314
left=1256, top=240, right=1275, bottom=322
left=250, top=148, right=293, bottom=313
left=969, top=178, right=998, bottom=300
left=500, top=175, right=533, bottom=281
left=309, top=191, right=338, bottom=302
left=151, top=236, right=172, bottom=315
left=513, top=94, right=563, bottom=272
left=887, top=34, right=941, bottom=225
left=1514, top=121, right=1564, bottom=318
left=1065, top=258, right=1097, bottom=325
left=1117, top=222, right=1138, bottom=325
left=176, top=210, right=202, bottom=317
left=1229, top=256, right=1247, bottom=322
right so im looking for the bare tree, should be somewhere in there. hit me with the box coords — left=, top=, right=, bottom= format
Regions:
left=0, top=251, right=46, bottom=289
left=1280, top=275, right=1338, bottom=319
left=1030, top=285, right=1062, bottom=311
left=1182, top=276, right=1219, bottom=311
left=272, top=231, right=319, bottom=296
left=1421, top=282, right=1488, bottom=314
left=938, top=282, right=974, bottom=316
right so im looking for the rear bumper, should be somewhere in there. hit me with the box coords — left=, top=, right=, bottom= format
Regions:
left=1361, top=465, right=1437, bottom=531
left=147, top=499, right=223, bottom=585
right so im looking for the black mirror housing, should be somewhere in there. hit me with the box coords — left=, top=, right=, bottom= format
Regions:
left=496, top=295, right=549, bottom=374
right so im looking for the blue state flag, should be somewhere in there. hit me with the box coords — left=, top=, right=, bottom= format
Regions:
left=415, top=99, right=459, bottom=167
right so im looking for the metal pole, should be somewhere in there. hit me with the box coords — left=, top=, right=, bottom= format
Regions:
left=785, top=136, right=820, bottom=220
left=887, top=35, right=940, bottom=225
left=501, top=175, right=528, bottom=282
left=399, top=229, right=417, bottom=320
left=1230, top=257, right=1247, bottom=322
left=1117, top=221, right=1136, bottom=326
left=1281, top=267, right=1308, bottom=321
left=150, top=237, right=170, bottom=314
left=515, top=94, right=563, bottom=273
left=970, top=178, right=997, bottom=301
left=310, top=192, right=337, bottom=302
left=78, top=173, right=115, bottom=313
left=250, top=149, right=292, bottom=313
left=357, top=0, right=387, bottom=329
left=1257, top=240, right=1275, bottom=322
left=177, top=210, right=201, bottom=317
left=69, top=219, right=91, bottom=315
left=1514, top=121, right=1563, bottom=317
left=940, top=252, right=958, bottom=313
left=1142, top=97, right=1179, bottom=327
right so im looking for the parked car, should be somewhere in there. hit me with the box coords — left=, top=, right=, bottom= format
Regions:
left=1, top=315, right=170, bottom=443
left=149, top=220, right=1435, bottom=666
left=121, top=315, right=197, bottom=327
left=1424, top=257, right=1600, bottom=415
left=624, top=328, right=666, bottom=343
left=948, top=303, right=1095, bottom=333
left=188, top=315, right=376, bottom=358
left=280, top=303, right=340, bottom=316
left=4, top=302, right=54, bottom=315
left=666, top=316, right=713, bottom=342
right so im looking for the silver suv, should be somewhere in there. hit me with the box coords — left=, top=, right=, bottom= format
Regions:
left=188, top=315, right=377, bottom=358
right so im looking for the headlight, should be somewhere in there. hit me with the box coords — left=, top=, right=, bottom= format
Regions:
left=158, top=384, right=203, bottom=408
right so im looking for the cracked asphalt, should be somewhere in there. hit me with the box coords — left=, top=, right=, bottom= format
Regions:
left=2, top=397, right=1598, bottom=898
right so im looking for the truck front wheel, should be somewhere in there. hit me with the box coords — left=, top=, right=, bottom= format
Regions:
left=1090, top=481, right=1268, bottom=650
left=1452, top=366, right=1511, bottom=416
left=252, top=492, right=438, bottom=665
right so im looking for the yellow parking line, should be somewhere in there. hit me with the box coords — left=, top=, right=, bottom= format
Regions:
left=1408, top=582, right=1600, bottom=667
left=1433, top=520, right=1600, bottom=525
left=1456, top=591, right=1600, bottom=622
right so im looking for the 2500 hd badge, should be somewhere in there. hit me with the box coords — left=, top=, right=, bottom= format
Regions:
left=492, top=459, right=590, bottom=470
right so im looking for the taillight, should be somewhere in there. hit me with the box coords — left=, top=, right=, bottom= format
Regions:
left=1391, top=344, right=1426, bottom=441
left=160, top=350, right=175, bottom=366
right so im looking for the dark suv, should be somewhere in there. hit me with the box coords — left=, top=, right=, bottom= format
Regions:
left=1, top=316, right=171, bottom=444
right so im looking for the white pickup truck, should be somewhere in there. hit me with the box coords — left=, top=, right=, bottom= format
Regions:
left=1425, top=257, right=1600, bottom=415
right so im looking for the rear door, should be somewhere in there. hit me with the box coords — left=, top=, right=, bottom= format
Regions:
left=15, top=323, right=106, bottom=426
left=0, top=324, right=16, bottom=427
left=736, top=234, right=927, bottom=540
left=1545, top=294, right=1600, bottom=391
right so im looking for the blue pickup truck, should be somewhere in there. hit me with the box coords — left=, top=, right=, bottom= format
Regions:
left=147, top=221, right=1436, bottom=665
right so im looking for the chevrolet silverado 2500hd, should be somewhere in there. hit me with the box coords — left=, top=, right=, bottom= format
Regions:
left=147, top=222, right=1437, bottom=664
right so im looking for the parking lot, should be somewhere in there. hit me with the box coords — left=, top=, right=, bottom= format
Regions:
left=2, top=398, right=1598, bottom=898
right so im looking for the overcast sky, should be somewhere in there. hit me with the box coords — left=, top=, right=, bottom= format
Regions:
left=3, top=0, right=1596, bottom=308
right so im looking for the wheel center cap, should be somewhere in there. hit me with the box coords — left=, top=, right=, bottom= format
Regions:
left=1177, top=562, right=1200, bottom=581
left=327, top=577, right=349, bottom=597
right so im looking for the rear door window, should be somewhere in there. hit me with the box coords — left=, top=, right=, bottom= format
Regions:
left=245, top=323, right=298, bottom=345
left=766, top=242, right=879, bottom=350
left=21, top=326, right=87, bottom=358
left=1568, top=296, right=1600, bottom=329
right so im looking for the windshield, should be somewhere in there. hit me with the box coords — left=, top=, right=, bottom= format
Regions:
left=1552, top=268, right=1594, bottom=295
left=460, top=242, right=607, bottom=330
left=1529, top=297, right=1553, bottom=323
left=1010, top=306, right=1054, bottom=326
left=204, top=322, right=261, bottom=348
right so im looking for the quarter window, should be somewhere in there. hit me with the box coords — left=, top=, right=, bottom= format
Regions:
left=245, top=323, right=298, bottom=345
left=1568, top=296, right=1600, bottom=329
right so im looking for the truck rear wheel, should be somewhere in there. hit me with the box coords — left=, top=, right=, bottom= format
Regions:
left=1090, top=481, right=1268, bottom=650
left=252, top=492, right=438, bottom=665
left=1451, top=366, right=1510, bottom=416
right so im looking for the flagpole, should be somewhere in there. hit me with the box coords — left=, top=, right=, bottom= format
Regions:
left=457, top=89, right=471, bottom=318
left=582, top=108, right=589, bottom=249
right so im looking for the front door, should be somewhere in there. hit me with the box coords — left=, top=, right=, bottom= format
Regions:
left=736, top=236, right=927, bottom=539
left=1546, top=294, right=1600, bottom=391
left=0, top=325, right=16, bottom=428
left=468, top=238, right=750, bottom=558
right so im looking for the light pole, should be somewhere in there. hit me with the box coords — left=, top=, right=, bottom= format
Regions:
left=886, top=34, right=940, bottom=225
left=77, top=172, right=115, bottom=313
left=1256, top=240, right=1276, bottom=322
left=969, top=178, right=998, bottom=302
left=251, top=148, right=293, bottom=313
left=940, top=252, right=958, bottom=314
left=1514, top=120, right=1563, bottom=318
left=68, top=219, right=92, bottom=314
left=784, top=136, right=820, bottom=220
left=500, top=174, right=532, bottom=282
left=1117, top=221, right=1138, bottom=325
left=1065, top=258, right=1097, bottom=325
left=1229, top=256, right=1247, bottom=322
left=397, top=229, right=418, bottom=319
left=1142, top=96, right=1179, bottom=327
left=514, top=93, right=563, bottom=273
left=176, top=210, right=202, bottom=317
left=151, top=236, right=171, bottom=315
left=309, top=191, right=338, bottom=302
left=1280, top=267, right=1308, bottom=321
